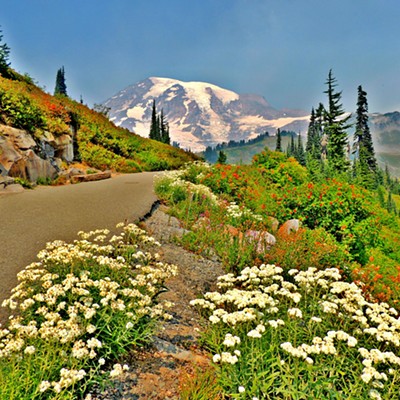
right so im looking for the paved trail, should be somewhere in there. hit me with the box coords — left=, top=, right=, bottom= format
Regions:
left=0, top=172, right=158, bottom=323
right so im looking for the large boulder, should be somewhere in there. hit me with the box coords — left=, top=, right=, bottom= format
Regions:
left=278, top=219, right=301, bottom=236
left=8, top=149, right=57, bottom=182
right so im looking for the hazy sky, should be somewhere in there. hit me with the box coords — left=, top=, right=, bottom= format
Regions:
left=2, top=0, right=399, bottom=113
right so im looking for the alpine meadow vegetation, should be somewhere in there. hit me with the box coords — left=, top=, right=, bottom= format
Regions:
left=155, top=150, right=400, bottom=398
left=0, top=223, right=177, bottom=399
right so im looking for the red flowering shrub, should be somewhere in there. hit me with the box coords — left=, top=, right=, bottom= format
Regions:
left=264, top=227, right=350, bottom=272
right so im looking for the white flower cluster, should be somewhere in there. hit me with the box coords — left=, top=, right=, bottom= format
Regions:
left=192, top=264, right=400, bottom=398
left=40, top=368, right=87, bottom=393
left=0, top=223, right=176, bottom=395
left=154, top=168, right=219, bottom=206
left=225, top=201, right=263, bottom=222
left=109, top=363, right=129, bottom=378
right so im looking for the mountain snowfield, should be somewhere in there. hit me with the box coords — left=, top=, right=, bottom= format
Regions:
left=104, top=77, right=310, bottom=151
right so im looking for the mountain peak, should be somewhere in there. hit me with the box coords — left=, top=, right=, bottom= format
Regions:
left=104, top=77, right=309, bottom=151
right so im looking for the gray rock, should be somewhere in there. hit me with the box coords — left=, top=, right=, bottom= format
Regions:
left=53, top=134, right=73, bottom=162
left=245, top=229, right=276, bottom=253
left=8, top=150, right=57, bottom=182
left=279, top=219, right=301, bottom=235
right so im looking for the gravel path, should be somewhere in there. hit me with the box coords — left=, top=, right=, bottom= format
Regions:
left=0, top=172, right=158, bottom=323
left=90, top=205, right=224, bottom=399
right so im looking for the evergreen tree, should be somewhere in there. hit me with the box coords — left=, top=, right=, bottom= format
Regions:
left=160, top=109, right=166, bottom=142
left=204, top=146, right=218, bottom=163
left=159, top=109, right=170, bottom=144
left=306, top=108, right=316, bottom=154
left=296, top=134, right=306, bottom=165
left=0, top=26, right=10, bottom=76
left=275, top=128, right=282, bottom=152
left=286, top=143, right=291, bottom=157
left=54, top=66, right=67, bottom=96
left=377, top=185, right=386, bottom=208
left=354, top=85, right=377, bottom=177
left=155, top=115, right=161, bottom=142
left=149, top=100, right=158, bottom=140
left=323, top=70, right=351, bottom=173
left=149, top=101, right=172, bottom=144
left=384, top=164, right=393, bottom=189
left=386, top=191, right=397, bottom=215
left=217, top=150, right=227, bottom=164
left=305, top=107, right=322, bottom=160
left=290, top=134, right=296, bottom=156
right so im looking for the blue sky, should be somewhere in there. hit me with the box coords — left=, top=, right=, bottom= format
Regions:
left=2, top=0, right=399, bottom=113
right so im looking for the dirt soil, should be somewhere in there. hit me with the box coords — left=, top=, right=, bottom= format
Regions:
left=90, top=205, right=224, bottom=399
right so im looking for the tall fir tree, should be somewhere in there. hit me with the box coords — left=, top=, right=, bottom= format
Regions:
left=290, top=134, right=296, bottom=156
left=305, top=107, right=322, bottom=160
left=0, top=26, right=10, bottom=76
left=354, top=85, right=377, bottom=180
left=306, top=108, right=316, bottom=154
left=155, top=115, right=161, bottom=142
left=217, top=150, right=227, bottom=164
left=149, top=100, right=158, bottom=140
left=149, top=101, right=172, bottom=144
left=296, top=133, right=306, bottom=166
left=159, top=109, right=170, bottom=144
left=54, top=66, right=67, bottom=96
left=386, top=190, right=397, bottom=215
left=323, top=70, right=351, bottom=173
left=275, top=128, right=282, bottom=152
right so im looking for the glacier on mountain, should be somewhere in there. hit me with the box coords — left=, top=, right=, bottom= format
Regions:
left=104, top=77, right=309, bottom=151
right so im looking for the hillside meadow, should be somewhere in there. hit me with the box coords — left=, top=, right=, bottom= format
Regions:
left=0, top=71, right=198, bottom=176
left=155, top=155, right=400, bottom=399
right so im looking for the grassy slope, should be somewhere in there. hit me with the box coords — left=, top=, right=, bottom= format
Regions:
left=0, top=71, right=198, bottom=173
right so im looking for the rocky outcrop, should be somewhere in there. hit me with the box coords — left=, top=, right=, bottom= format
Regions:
left=0, top=124, right=75, bottom=182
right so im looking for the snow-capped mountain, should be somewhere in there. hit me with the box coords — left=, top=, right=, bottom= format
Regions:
left=104, top=77, right=310, bottom=151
